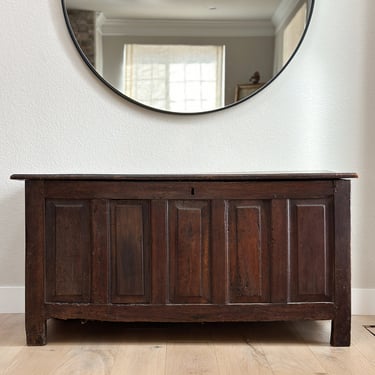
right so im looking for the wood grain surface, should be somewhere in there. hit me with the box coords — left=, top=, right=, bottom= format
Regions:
left=0, top=314, right=374, bottom=375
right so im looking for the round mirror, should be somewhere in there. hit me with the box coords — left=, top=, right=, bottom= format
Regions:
left=62, top=0, right=314, bottom=115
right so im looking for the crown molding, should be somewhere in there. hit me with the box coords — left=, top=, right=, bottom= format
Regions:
left=96, top=15, right=275, bottom=38
left=272, top=0, right=300, bottom=33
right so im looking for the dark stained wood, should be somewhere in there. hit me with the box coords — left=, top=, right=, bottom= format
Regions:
left=10, top=172, right=358, bottom=181
left=45, top=200, right=91, bottom=303
left=289, top=198, right=333, bottom=302
left=91, top=199, right=110, bottom=304
left=211, top=200, right=227, bottom=304
left=44, top=302, right=336, bottom=322
left=110, top=201, right=150, bottom=304
left=227, top=200, right=270, bottom=303
left=12, top=173, right=356, bottom=346
left=331, top=180, right=351, bottom=346
left=25, top=180, right=47, bottom=346
left=151, top=200, right=168, bottom=304
left=168, top=201, right=211, bottom=304
left=270, top=199, right=289, bottom=303
left=41, top=180, right=336, bottom=200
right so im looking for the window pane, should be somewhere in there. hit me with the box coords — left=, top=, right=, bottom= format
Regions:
left=137, top=64, right=152, bottom=80
left=170, top=64, right=185, bottom=82
left=124, top=44, right=225, bottom=112
left=186, top=64, right=201, bottom=81
left=152, top=64, right=166, bottom=80
left=201, top=63, right=216, bottom=81
left=283, top=3, right=307, bottom=64
left=201, top=82, right=216, bottom=100
left=169, top=82, right=185, bottom=101
left=186, top=81, right=201, bottom=100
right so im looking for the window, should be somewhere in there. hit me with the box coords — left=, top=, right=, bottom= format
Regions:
left=123, top=44, right=225, bottom=112
left=282, top=2, right=308, bottom=65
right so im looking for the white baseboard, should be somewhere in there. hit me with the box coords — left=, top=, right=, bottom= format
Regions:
left=1, top=287, right=374, bottom=315
left=0, top=287, right=25, bottom=313
left=352, top=288, right=375, bottom=315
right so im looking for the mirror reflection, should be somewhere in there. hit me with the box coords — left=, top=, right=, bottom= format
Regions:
left=63, top=0, right=314, bottom=114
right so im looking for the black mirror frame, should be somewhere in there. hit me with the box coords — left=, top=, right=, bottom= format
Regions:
left=61, top=0, right=315, bottom=115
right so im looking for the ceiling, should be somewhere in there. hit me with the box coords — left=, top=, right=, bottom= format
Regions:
left=65, top=0, right=283, bottom=21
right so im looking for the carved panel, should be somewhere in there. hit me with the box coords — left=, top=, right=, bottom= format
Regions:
left=110, top=201, right=150, bottom=304
left=289, top=199, right=333, bottom=302
left=45, top=200, right=91, bottom=302
left=227, top=200, right=270, bottom=303
left=168, top=201, right=211, bottom=304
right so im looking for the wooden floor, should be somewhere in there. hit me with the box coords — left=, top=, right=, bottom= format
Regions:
left=0, top=315, right=374, bottom=374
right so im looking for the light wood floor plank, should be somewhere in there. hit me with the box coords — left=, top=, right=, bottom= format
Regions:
left=0, top=314, right=25, bottom=346
left=165, top=343, right=219, bottom=375
left=111, top=344, right=166, bottom=375
left=292, top=319, right=375, bottom=375
left=0, top=315, right=24, bottom=374
left=4, top=346, right=72, bottom=375
left=214, top=342, right=274, bottom=375
left=350, top=315, right=375, bottom=366
left=1, top=315, right=375, bottom=375
left=52, top=346, right=118, bottom=375
left=256, top=343, right=327, bottom=375
left=242, top=322, right=327, bottom=375
left=0, top=348, right=23, bottom=375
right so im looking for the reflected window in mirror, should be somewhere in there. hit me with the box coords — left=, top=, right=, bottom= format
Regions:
left=123, top=44, right=225, bottom=112
left=273, top=0, right=310, bottom=74
left=282, top=2, right=308, bottom=65
left=63, top=0, right=315, bottom=115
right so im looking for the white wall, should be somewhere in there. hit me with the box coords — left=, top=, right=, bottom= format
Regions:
left=1, top=0, right=374, bottom=313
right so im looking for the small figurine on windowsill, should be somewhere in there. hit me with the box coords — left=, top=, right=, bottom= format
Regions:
left=249, top=71, right=260, bottom=84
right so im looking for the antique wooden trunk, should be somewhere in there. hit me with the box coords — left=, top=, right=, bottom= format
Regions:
left=11, top=172, right=356, bottom=346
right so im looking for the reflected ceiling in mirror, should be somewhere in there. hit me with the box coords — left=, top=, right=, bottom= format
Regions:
left=62, top=0, right=314, bottom=114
